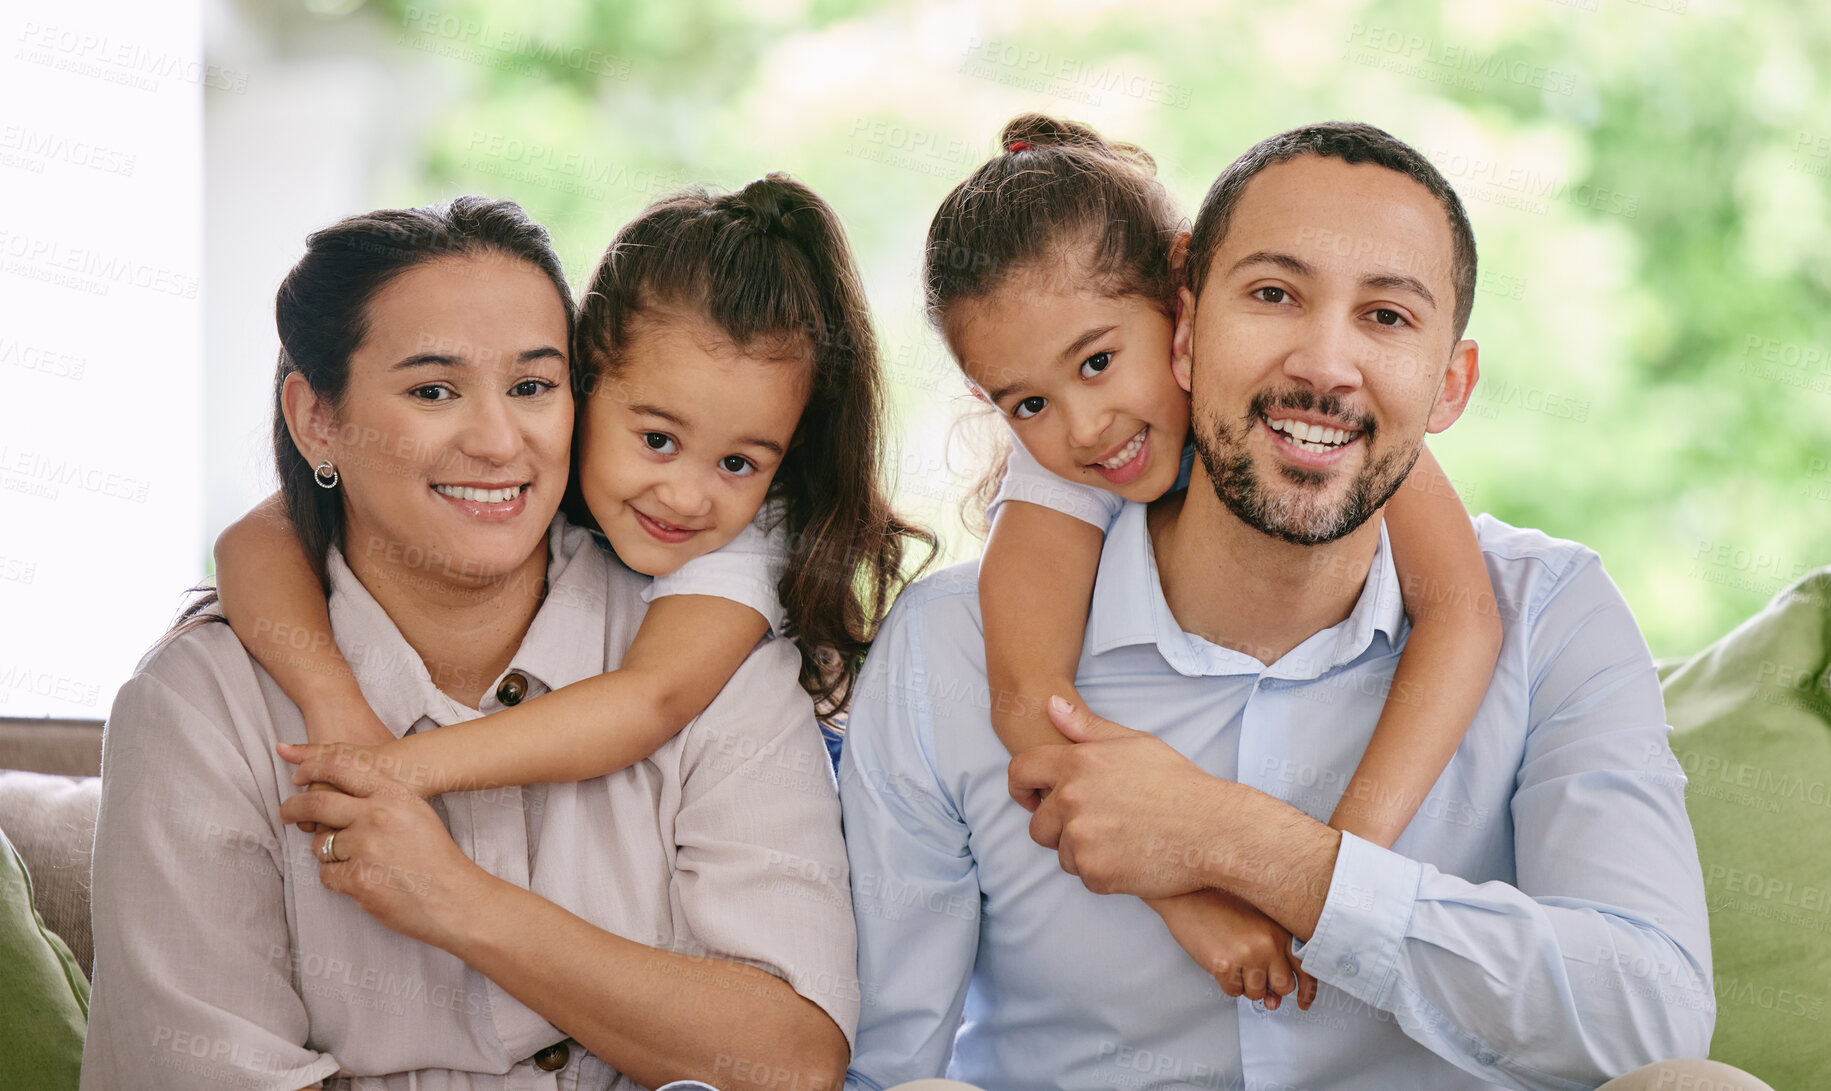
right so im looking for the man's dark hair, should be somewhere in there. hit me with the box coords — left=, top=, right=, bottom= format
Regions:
left=1186, top=122, right=1479, bottom=338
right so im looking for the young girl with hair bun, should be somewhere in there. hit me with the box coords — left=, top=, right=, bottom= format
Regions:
left=213, top=173, right=933, bottom=810
left=925, top=114, right=1503, bottom=1009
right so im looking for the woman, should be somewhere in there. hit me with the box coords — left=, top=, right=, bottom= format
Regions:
left=81, top=197, right=855, bottom=1090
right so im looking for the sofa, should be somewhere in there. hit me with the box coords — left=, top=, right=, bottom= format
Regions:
left=4, top=570, right=1829, bottom=1088
left=0, top=719, right=98, bottom=1090
left=0, top=720, right=101, bottom=978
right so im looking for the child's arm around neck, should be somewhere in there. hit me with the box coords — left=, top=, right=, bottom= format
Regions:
left=214, top=492, right=393, bottom=747
left=979, top=499, right=1103, bottom=800
left=361, top=593, right=768, bottom=795
left=1329, top=443, right=1503, bottom=847
left=216, top=495, right=769, bottom=796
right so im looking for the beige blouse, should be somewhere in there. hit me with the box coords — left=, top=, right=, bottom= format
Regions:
left=81, top=518, right=859, bottom=1090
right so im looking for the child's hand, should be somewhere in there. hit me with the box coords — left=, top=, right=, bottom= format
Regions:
left=1147, top=890, right=1318, bottom=1011
left=279, top=740, right=430, bottom=833
left=292, top=707, right=399, bottom=832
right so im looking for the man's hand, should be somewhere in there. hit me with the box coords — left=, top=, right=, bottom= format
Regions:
left=1008, top=696, right=1235, bottom=899
left=1148, top=891, right=1318, bottom=1010
left=1011, top=697, right=1343, bottom=942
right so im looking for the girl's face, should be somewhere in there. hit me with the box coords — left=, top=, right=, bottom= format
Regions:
left=288, top=253, right=574, bottom=589
left=947, top=271, right=1190, bottom=503
left=577, top=310, right=811, bottom=577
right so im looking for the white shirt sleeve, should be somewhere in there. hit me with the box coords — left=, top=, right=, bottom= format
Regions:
left=984, top=433, right=1124, bottom=529
left=643, top=502, right=788, bottom=635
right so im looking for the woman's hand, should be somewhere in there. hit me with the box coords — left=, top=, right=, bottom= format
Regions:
left=276, top=742, right=491, bottom=950
left=1147, top=890, right=1318, bottom=1010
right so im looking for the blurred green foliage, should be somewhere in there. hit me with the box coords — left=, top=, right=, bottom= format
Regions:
left=351, top=0, right=1830, bottom=658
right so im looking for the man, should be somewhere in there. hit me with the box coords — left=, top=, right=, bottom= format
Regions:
left=840, top=125, right=1759, bottom=1090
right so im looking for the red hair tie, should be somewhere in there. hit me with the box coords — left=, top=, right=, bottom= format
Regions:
left=1006, top=140, right=1031, bottom=153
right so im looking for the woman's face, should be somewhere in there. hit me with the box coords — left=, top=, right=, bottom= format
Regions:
left=948, top=271, right=1191, bottom=504
left=295, top=253, right=574, bottom=588
left=575, top=311, right=810, bottom=577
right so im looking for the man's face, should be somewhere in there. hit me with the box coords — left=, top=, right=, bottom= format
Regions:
left=1173, top=154, right=1478, bottom=545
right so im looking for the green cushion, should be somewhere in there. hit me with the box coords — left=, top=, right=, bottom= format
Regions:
left=0, top=824, right=87, bottom=1090
left=1661, top=568, right=1831, bottom=1087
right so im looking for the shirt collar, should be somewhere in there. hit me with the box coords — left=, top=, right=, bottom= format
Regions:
left=327, top=516, right=610, bottom=736
left=1084, top=500, right=1407, bottom=679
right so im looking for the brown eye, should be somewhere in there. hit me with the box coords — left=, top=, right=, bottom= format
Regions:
left=1013, top=396, right=1047, bottom=420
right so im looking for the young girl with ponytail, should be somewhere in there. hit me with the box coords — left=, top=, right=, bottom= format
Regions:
left=213, top=173, right=932, bottom=807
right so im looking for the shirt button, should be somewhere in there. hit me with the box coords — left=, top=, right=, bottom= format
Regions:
left=496, top=672, right=527, bottom=706
left=533, top=1041, right=570, bottom=1071
left=1338, top=956, right=1359, bottom=977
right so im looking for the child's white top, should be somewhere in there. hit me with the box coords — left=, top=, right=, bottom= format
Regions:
left=987, top=433, right=1193, bottom=529
left=642, top=501, right=789, bottom=635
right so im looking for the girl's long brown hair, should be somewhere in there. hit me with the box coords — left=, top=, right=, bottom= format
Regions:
left=571, top=173, right=935, bottom=714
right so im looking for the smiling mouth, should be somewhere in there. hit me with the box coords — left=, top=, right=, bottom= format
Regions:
left=632, top=508, right=707, bottom=541
left=1093, top=427, right=1148, bottom=470
left=640, top=511, right=695, bottom=532
left=431, top=483, right=526, bottom=503
left=1261, top=415, right=1362, bottom=454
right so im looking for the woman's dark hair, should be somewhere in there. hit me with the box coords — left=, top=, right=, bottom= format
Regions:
left=923, top=113, right=1185, bottom=333
left=923, top=114, right=1185, bottom=533
left=274, top=196, right=577, bottom=586
left=175, top=196, right=574, bottom=630
left=571, top=173, right=936, bottom=714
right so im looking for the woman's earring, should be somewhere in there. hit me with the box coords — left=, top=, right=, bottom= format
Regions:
left=313, top=459, right=340, bottom=489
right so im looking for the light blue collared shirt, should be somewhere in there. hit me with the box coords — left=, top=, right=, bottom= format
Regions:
left=840, top=502, right=1713, bottom=1091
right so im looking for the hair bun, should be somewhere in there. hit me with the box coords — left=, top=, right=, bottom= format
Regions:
left=999, top=113, right=1102, bottom=152
left=997, top=113, right=1157, bottom=175
left=726, top=172, right=810, bottom=239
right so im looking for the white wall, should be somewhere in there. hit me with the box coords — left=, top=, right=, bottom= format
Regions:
left=0, top=0, right=206, bottom=717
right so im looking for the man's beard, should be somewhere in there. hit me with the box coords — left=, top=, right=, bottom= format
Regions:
left=1193, top=388, right=1420, bottom=546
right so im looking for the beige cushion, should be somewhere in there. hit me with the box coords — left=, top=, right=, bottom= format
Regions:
left=0, top=771, right=98, bottom=976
